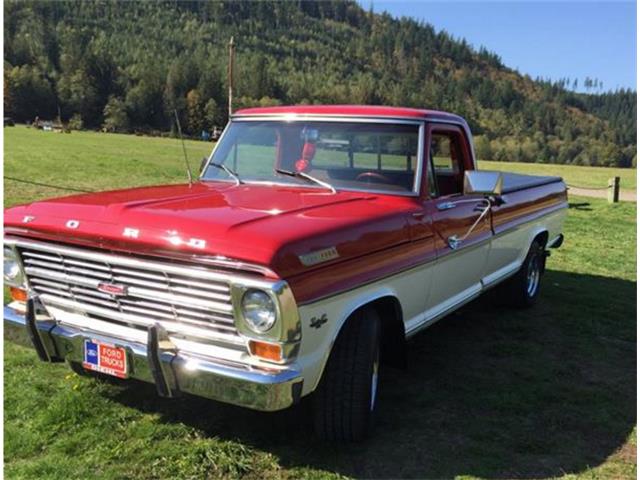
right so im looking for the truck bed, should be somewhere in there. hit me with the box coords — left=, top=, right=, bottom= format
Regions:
left=500, top=172, right=564, bottom=194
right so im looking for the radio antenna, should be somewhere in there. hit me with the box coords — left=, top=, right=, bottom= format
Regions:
left=174, top=109, right=193, bottom=186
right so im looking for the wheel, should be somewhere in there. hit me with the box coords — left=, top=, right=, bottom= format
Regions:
left=313, top=307, right=381, bottom=442
left=504, top=239, right=546, bottom=307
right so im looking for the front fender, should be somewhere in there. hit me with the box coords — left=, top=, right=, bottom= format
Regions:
left=296, top=286, right=400, bottom=396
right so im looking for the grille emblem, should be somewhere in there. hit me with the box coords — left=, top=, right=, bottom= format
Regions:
left=97, top=283, right=128, bottom=296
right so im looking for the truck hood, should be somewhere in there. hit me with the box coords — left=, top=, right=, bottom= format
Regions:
left=5, top=182, right=415, bottom=278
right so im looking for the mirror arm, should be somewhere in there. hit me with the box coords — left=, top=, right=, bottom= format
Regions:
left=447, top=198, right=492, bottom=250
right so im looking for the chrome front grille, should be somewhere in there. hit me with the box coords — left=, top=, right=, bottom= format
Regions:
left=17, top=241, right=245, bottom=348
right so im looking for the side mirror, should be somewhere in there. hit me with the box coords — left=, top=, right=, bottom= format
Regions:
left=463, top=170, right=503, bottom=196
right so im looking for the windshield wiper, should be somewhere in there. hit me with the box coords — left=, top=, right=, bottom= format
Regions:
left=210, top=162, right=243, bottom=186
left=275, top=169, right=336, bottom=194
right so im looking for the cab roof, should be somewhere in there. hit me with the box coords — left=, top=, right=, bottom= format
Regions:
left=233, top=105, right=466, bottom=123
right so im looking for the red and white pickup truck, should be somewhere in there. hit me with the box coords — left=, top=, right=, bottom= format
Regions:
left=4, top=105, right=567, bottom=441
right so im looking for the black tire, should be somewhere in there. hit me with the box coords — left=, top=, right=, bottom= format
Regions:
left=313, top=307, right=381, bottom=442
left=504, top=239, right=546, bottom=308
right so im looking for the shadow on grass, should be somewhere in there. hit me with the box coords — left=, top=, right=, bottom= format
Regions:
left=568, top=202, right=593, bottom=211
left=106, top=269, right=636, bottom=479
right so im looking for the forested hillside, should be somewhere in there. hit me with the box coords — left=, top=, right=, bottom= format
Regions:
left=4, top=0, right=636, bottom=166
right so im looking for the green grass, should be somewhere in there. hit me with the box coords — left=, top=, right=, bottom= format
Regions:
left=4, top=126, right=637, bottom=479
left=479, top=160, right=637, bottom=191
left=4, top=126, right=212, bottom=207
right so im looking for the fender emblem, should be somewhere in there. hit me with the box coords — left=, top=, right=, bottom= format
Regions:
left=97, top=283, right=128, bottom=296
left=299, top=247, right=339, bottom=266
left=310, top=314, right=328, bottom=329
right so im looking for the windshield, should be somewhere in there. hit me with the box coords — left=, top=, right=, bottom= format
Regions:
left=202, top=120, right=421, bottom=194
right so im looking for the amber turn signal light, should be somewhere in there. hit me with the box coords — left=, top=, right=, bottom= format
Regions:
left=9, top=287, right=27, bottom=303
left=248, top=340, right=282, bottom=362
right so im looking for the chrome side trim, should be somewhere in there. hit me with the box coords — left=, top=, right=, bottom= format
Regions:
left=437, top=201, right=457, bottom=211
left=405, top=283, right=482, bottom=337
left=481, top=260, right=521, bottom=288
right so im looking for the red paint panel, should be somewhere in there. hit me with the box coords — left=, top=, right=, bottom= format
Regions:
left=492, top=182, right=568, bottom=235
left=5, top=181, right=419, bottom=278
left=289, top=236, right=437, bottom=304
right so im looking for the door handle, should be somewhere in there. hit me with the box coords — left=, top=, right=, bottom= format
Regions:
left=447, top=235, right=462, bottom=250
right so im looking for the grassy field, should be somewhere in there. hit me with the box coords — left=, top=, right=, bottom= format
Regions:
left=4, top=126, right=213, bottom=207
left=4, top=126, right=637, bottom=479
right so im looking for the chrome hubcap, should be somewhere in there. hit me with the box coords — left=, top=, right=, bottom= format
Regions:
left=370, top=350, right=379, bottom=411
left=526, top=254, right=541, bottom=297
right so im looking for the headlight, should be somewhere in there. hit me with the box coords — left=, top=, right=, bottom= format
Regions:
left=4, top=247, right=24, bottom=287
left=241, top=289, right=277, bottom=333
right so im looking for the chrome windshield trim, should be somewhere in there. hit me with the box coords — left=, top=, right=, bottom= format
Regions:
left=229, top=114, right=426, bottom=125
left=201, top=117, right=425, bottom=197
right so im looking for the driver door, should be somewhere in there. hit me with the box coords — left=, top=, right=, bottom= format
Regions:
left=423, top=124, right=492, bottom=319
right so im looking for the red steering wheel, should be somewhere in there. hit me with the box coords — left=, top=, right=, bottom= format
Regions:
left=355, top=171, right=393, bottom=184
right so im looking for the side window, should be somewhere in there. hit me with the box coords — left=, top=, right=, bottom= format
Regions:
left=431, top=135, right=458, bottom=173
left=430, top=130, right=466, bottom=197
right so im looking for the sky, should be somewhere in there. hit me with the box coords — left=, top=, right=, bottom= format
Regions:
left=359, top=1, right=637, bottom=92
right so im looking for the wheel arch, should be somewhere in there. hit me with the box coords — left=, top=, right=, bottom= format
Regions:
left=519, top=226, right=549, bottom=264
left=307, top=289, right=406, bottom=393
left=531, top=229, right=549, bottom=272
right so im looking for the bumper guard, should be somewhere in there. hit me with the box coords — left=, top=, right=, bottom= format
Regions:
left=5, top=302, right=303, bottom=411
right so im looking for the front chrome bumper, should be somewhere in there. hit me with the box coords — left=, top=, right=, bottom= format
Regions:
left=4, top=304, right=303, bottom=411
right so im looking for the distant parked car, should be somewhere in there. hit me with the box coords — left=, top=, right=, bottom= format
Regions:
left=4, top=117, right=15, bottom=126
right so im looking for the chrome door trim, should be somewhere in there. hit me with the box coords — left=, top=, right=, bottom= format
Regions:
left=436, top=201, right=457, bottom=211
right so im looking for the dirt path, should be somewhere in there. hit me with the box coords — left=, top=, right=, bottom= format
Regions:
left=568, top=187, right=636, bottom=202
